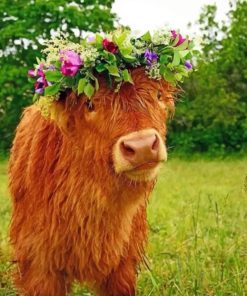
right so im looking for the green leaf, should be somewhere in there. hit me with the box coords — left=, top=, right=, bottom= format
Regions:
left=45, top=70, right=63, bottom=82
left=123, top=55, right=137, bottom=62
left=120, top=45, right=133, bottom=55
left=44, top=83, right=61, bottom=96
left=113, top=31, right=129, bottom=46
left=84, top=82, right=95, bottom=98
left=119, top=46, right=132, bottom=56
left=78, top=78, right=87, bottom=95
left=28, top=77, right=36, bottom=83
left=95, top=78, right=99, bottom=91
left=122, top=69, right=133, bottom=84
left=103, top=51, right=116, bottom=63
left=172, top=51, right=180, bottom=66
left=188, top=40, right=195, bottom=50
left=163, top=70, right=175, bottom=84
left=54, top=61, right=61, bottom=68
left=32, top=93, right=40, bottom=102
left=141, top=31, right=151, bottom=42
left=175, top=73, right=183, bottom=81
left=159, top=64, right=166, bottom=75
left=63, top=77, right=75, bottom=87
left=160, top=54, right=170, bottom=64
left=95, top=33, right=103, bottom=48
left=106, top=64, right=120, bottom=77
left=160, top=47, right=173, bottom=54
left=96, top=63, right=106, bottom=73
left=172, top=34, right=180, bottom=46
left=179, top=50, right=190, bottom=58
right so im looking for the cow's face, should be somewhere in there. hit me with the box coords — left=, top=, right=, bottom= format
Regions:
left=53, top=68, right=175, bottom=182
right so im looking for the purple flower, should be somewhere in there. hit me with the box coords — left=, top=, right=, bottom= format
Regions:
left=185, top=60, right=193, bottom=70
left=171, top=30, right=186, bottom=47
left=34, top=76, right=48, bottom=94
left=144, top=49, right=158, bottom=65
left=48, top=65, right=56, bottom=71
left=60, top=50, right=82, bottom=77
left=35, top=88, right=44, bottom=95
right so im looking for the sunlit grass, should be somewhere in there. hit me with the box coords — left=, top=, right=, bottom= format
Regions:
left=0, top=159, right=246, bottom=295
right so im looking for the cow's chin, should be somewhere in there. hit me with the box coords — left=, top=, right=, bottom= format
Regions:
left=122, top=162, right=162, bottom=182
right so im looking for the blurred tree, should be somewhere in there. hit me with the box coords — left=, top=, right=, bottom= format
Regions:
left=0, top=0, right=116, bottom=153
left=169, top=0, right=247, bottom=156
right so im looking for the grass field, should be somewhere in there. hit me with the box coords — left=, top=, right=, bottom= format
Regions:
left=0, top=158, right=247, bottom=295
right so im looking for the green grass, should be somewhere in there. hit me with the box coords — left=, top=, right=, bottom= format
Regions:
left=0, top=158, right=247, bottom=295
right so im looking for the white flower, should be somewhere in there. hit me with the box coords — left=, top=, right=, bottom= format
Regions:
left=146, top=62, right=161, bottom=80
left=152, top=28, right=171, bottom=45
left=80, top=46, right=99, bottom=66
left=42, top=37, right=85, bottom=66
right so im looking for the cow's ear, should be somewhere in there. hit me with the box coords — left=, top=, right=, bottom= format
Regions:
left=49, top=95, right=77, bottom=137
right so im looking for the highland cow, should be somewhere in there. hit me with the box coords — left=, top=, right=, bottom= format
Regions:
left=9, top=68, right=175, bottom=296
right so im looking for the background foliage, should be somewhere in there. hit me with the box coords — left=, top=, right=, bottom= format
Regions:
left=168, top=1, right=247, bottom=156
left=0, top=0, right=246, bottom=156
left=0, top=0, right=116, bottom=153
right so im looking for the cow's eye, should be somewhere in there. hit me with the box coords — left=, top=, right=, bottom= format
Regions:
left=85, top=100, right=95, bottom=112
left=157, top=90, right=162, bottom=101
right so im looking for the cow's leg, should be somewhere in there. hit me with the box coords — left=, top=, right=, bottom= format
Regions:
left=97, top=206, right=147, bottom=296
left=14, top=260, right=71, bottom=296
left=97, top=258, right=137, bottom=296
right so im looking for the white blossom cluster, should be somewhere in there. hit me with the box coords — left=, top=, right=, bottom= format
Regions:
left=80, top=47, right=99, bottom=66
left=151, top=28, right=171, bottom=45
left=146, top=62, right=161, bottom=80
left=42, top=36, right=84, bottom=66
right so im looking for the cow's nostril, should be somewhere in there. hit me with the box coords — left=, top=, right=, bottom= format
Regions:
left=121, top=142, right=136, bottom=157
left=152, top=135, right=159, bottom=151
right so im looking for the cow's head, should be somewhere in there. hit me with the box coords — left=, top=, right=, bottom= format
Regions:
left=50, top=68, right=175, bottom=183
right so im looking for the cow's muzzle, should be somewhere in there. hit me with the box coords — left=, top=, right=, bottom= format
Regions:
left=112, top=128, right=167, bottom=181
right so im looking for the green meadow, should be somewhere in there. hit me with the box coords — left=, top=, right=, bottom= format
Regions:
left=0, top=158, right=247, bottom=296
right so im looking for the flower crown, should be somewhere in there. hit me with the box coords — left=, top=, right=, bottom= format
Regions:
left=28, top=28, right=195, bottom=113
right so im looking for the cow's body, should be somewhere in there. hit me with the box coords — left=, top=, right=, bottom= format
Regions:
left=9, top=69, right=174, bottom=295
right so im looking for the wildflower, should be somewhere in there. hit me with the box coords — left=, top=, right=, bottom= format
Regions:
left=28, top=69, right=36, bottom=77
left=28, top=64, right=45, bottom=78
left=152, top=28, right=171, bottom=45
left=102, top=39, right=118, bottom=54
left=60, top=50, right=82, bottom=76
left=171, top=30, right=186, bottom=47
left=87, top=35, right=95, bottom=43
left=185, top=60, right=193, bottom=70
left=35, top=76, right=48, bottom=94
left=146, top=62, right=161, bottom=80
left=144, top=49, right=158, bottom=65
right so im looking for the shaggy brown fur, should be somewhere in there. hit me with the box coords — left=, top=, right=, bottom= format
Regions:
left=8, top=68, right=175, bottom=296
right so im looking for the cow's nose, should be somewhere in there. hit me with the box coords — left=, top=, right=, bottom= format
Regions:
left=120, top=134, right=159, bottom=167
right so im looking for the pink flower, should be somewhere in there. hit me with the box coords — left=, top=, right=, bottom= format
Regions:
left=102, top=38, right=118, bottom=54
left=28, top=64, right=47, bottom=94
left=28, top=64, right=45, bottom=78
left=171, top=30, right=186, bottom=47
left=60, top=50, right=82, bottom=76
left=28, top=69, right=36, bottom=77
